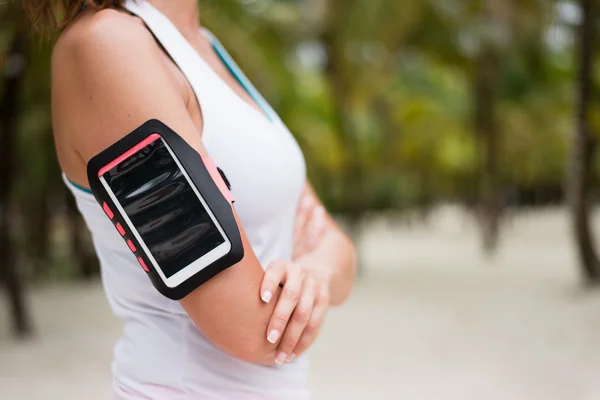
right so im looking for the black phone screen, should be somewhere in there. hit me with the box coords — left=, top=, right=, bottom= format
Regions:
left=102, top=138, right=225, bottom=278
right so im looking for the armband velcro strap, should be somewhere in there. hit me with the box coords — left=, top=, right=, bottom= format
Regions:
left=201, top=154, right=235, bottom=204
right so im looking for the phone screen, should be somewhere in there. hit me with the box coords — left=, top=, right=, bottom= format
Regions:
left=102, top=138, right=226, bottom=278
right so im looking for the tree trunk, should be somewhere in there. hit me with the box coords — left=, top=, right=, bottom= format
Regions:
left=474, top=49, right=501, bottom=255
left=65, top=189, right=99, bottom=279
left=25, top=189, right=51, bottom=275
left=27, top=131, right=58, bottom=276
left=30, top=195, right=51, bottom=268
left=569, top=0, right=600, bottom=284
left=0, top=26, right=34, bottom=338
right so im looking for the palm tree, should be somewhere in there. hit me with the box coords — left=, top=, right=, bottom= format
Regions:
left=569, top=0, right=600, bottom=284
left=0, top=4, right=34, bottom=337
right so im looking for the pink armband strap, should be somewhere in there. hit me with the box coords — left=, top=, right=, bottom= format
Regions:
left=200, top=154, right=235, bottom=204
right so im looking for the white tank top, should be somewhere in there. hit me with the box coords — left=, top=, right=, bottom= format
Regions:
left=62, top=1, right=309, bottom=398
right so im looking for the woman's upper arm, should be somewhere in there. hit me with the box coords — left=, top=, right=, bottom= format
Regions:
left=53, top=12, right=280, bottom=364
left=52, top=11, right=202, bottom=160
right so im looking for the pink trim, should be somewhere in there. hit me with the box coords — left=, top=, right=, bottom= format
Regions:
left=127, top=240, right=137, bottom=252
left=98, top=134, right=162, bottom=177
left=116, top=223, right=126, bottom=236
left=103, top=202, right=114, bottom=219
left=138, top=257, right=149, bottom=272
left=201, top=154, right=235, bottom=203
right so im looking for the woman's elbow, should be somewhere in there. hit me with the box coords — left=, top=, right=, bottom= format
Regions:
left=183, top=295, right=282, bottom=366
left=212, top=327, right=278, bottom=366
left=231, top=338, right=278, bottom=366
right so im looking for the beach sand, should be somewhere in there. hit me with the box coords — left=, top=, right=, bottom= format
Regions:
left=2, top=206, right=600, bottom=400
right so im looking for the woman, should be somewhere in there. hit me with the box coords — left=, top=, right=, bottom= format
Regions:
left=24, top=0, right=356, bottom=399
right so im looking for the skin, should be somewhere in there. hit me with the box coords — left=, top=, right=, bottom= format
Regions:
left=52, top=0, right=356, bottom=366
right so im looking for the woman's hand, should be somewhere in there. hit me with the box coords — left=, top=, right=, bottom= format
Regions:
left=260, top=259, right=331, bottom=364
left=292, top=189, right=328, bottom=260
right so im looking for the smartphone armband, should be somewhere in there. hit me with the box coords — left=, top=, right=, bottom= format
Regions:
left=87, top=119, right=244, bottom=300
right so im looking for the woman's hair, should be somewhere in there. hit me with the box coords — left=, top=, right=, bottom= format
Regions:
left=23, top=0, right=125, bottom=34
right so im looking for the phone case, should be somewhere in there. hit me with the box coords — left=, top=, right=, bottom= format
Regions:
left=87, top=119, right=244, bottom=300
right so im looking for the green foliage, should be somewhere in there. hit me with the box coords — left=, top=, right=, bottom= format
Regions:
left=0, top=0, right=582, bottom=279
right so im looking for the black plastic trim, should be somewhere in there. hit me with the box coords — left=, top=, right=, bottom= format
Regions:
left=87, top=119, right=244, bottom=300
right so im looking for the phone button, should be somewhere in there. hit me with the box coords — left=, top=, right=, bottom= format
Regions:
left=138, top=257, right=149, bottom=272
left=116, top=223, right=126, bottom=236
left=103, top=202, right=114, bottom=219
left=127, top=240, right=136, bottom=252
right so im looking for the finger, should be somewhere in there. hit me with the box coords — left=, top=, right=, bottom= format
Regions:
left=290, top=285, right=329, bottom=360
left=305, top=205, right=326, bottom=249
left=275, top=277, right=316, bottom=364
left=293, top=200, right=322, bottom=259
left=260, top=260, right=287, bottom=304
left=293, top=195, right=315, bottom=251
left=293, top=195, right=312, bottom=239
left=292, top=237, right=310, bottom=261
left=266, top=266, right=305, bottom=349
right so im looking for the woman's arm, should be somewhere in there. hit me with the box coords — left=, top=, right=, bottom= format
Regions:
left=299, top=183, right=356, bottom=305
left=52, top=10, right=284, bottom=365
left=259, top=183, right=357, bottom=363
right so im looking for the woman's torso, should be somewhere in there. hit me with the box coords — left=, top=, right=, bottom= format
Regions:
left=55, top=1, right=309, bottom=398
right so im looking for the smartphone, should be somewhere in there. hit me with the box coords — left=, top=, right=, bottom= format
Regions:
left=87, top=120, right=243, bottom=299
left=98, top=133, right=232, bottom=288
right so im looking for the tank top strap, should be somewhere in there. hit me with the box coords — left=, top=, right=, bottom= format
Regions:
left=123, top=0, right=221, bottom=118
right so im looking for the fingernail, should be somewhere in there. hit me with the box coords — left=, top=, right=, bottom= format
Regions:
left=287, top=353, right=296, bottom=362
left=261, top=290, right=272, bottom=303
left=275, top=352, right=287, bottom=365
left=267, top=329, right=280, bottom=344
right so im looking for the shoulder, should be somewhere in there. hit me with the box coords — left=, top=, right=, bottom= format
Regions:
left=50, top=7, right=181, bottom=115
left=52, top=8, right=158, bottom=77
left=50, top=8, right=193, bottom=162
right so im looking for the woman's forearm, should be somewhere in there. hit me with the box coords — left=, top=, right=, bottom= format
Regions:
left=294, top=183, right=356, bottom=306
left=299, top=225, right=356, bottom=306
left=259, top=222, right=356, bottom=362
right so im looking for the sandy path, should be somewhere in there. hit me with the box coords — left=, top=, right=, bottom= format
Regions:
left=2, top=206, right=600, bottom=399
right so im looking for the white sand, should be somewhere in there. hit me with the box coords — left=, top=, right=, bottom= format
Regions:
left=2, top=205, right=600, bottom=400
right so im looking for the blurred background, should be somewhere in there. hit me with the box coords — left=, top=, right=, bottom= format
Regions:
left=2, top=0, right=600, bottom=399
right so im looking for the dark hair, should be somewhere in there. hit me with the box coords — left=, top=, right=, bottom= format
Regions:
left=23, top=0, right=125, bottom=34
